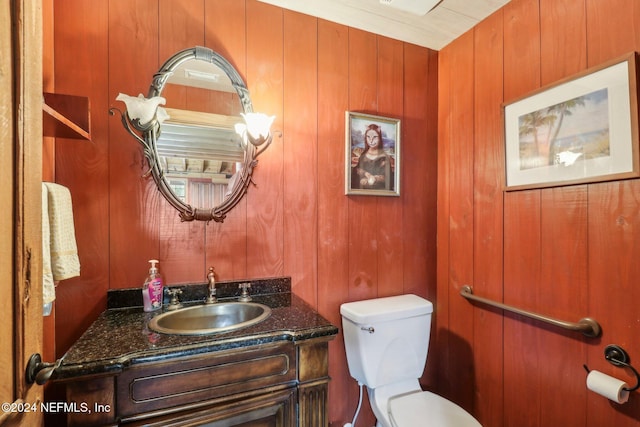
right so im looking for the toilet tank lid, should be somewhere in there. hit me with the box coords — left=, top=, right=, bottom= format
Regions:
left=340, top=294, right=433, bottom=324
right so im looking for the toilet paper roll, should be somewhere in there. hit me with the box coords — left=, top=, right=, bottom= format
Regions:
left=586, top=370, right=629, bottom=404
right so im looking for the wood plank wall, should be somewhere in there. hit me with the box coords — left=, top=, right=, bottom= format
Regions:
left=438, top=0, right=640, bottom=425
left=48, top=0, right=437, bottom=424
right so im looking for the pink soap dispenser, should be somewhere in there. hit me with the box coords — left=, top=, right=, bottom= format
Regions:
left=142, top=259, right=164, bottom=312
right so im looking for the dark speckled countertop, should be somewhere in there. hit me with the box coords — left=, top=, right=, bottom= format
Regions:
left=54, top=277, right=338, bottom=381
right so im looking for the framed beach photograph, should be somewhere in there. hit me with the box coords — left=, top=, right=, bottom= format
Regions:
left=504, top=52, right=639, bottom=190
left=346, top=111, right=400, bottom=196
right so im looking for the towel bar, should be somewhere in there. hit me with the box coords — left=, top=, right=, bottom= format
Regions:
left=460, top=285, right=601, bottom=338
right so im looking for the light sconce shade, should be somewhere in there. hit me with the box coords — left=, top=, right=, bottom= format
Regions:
left=115, top=93, right=168, bottom=129
left=235, top=112, right=276, bottom=147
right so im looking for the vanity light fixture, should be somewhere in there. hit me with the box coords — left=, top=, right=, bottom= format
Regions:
left=111, top=92, right=279, bottom=185
left=110, top=45, right=280, bottom=223
left=114, top=93, right=276, bottom=155
left=234, top=112, right=276, bottom=154
left=114, top=93, right=168, bottom=132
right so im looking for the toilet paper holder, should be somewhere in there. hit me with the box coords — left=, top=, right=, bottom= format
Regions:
left=585, top=345, right=640, bottom=392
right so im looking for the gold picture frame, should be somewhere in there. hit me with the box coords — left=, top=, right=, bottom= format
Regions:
left=345, top=111, right=400, bottom=196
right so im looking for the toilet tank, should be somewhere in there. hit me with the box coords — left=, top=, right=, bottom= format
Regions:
left=340, top=294, right=433, bottom=389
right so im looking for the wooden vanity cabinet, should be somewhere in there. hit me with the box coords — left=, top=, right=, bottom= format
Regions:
left=63, top=338, right=331, bottom=426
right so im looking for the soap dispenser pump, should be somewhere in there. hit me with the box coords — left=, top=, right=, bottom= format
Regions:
left=143, top=259, right=164, bottom=312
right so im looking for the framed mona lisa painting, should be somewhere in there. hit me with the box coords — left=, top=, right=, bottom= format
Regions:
left=345, top=111, right=401, bottom=196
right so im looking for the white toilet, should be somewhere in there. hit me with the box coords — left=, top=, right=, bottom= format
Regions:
left=341, top=294, right=481, bottom=427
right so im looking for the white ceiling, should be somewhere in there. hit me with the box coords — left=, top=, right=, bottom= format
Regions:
left=257, top=0, right=511, bottom=51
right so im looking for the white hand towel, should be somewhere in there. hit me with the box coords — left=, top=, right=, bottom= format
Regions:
left=42, top=184, right=55, bottom=305
left=42, top=182, right=80, bottom=283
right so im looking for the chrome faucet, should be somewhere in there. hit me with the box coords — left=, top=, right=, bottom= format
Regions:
left=205, top=267, right=217, bottom=304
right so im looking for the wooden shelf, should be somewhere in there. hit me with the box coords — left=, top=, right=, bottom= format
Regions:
left=42, top=92, right=91, bottom=140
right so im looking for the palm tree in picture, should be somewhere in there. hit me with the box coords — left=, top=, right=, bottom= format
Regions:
left=519, top=110, right=554, bottom=169
left=545, top=97, right=586, bottom=164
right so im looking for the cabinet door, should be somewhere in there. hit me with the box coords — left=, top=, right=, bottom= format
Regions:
left=125, top=387, right=296, bottom=427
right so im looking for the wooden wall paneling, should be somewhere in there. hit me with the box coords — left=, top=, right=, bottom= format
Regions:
left=204, top=0, right=246, bottom=68
left=42, top=0, right=56, bottom=366
left=204, top=205, right=249, bottom=280
left=502, top=1, right=542, bottom=425
left=159, top=0, right=206, bottom=55
left=204, top=0, right=249, bottom=280
left=586, top=0, right=640, bottom=65
left=539, top=187, right=589, bottom=426
left=472, top=9, right=505, bottom=426
left=316, top=20, right=351, bottom=425
left=108, top=0, right=161, bottom=291
left=53, top=0, right=110, bottom=356
left=503, top=191, right=542, bottom=427
left=435, top=43, right=451, bottom=398
left=156, top=0, right=207, bottom=284
left=403, top=44, right=438, bottom=389
left=402, top=45, right=437, bottom=301
left=436, top=1, right=640, bottom=426
left=43, top=0, right=55, bottom=183
left=42, top=0, right=54, bottom=91
left=346, top=29, right=380, bottom=426
left=49, top=1, right=438, bottom=425
left=375, top=36, right=404, bottom=298
left=245, top=1, right=285, bottom=278
left=586, top=4, right=640, bottom=423
left=283, top=11, right=318, bottom=306
left=587, top=181, right=640, bottom=426
left=158, top=210, right=207, bottom=283
left=540, top=0, right=586, bottom=84
left=347, top=29, right=379, bottom=305
left=502, top=0, right=541, bottom=103
left=443, top=30, right=476, bottom=412
left=538, top=2, right=589, bottom=425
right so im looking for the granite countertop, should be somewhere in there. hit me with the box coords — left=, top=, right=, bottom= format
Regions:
left=54, top=277, right=338, bottom=381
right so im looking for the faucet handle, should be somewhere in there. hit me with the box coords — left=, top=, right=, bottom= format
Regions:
left=238, top=283, right=252, bottom=302
left=166, top=288, right=183, bottom=311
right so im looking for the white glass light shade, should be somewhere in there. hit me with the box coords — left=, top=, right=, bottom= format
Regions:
left=116, top=93, right=166, bottom=126
left=240, top=112, right=275, bottom=146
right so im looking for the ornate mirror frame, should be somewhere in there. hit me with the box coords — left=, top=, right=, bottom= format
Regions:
left=112, top=46, right=268, bottom=223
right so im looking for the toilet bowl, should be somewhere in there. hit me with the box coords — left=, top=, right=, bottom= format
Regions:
left=388, top=390, right=480, bottom=427
left=340, top=294, right=481, bottom=427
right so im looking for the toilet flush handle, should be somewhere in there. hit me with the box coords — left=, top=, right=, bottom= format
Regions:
left=361, top=326, right=375, bottom=333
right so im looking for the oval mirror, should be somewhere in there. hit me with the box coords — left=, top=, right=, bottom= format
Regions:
left=114, top=46, right=270, bottom=222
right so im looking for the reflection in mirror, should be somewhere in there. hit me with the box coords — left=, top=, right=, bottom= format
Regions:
left=111, top=46, right=275, bottom=222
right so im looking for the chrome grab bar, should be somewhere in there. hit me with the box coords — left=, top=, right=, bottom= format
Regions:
left=460, top=285, right=601, bottom=338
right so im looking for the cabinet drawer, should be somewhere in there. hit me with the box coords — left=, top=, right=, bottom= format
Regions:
left=117, top=343, right=296, bottom=418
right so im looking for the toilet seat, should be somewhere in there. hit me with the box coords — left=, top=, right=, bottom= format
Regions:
left=388, top=391, right=481, bottom=427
